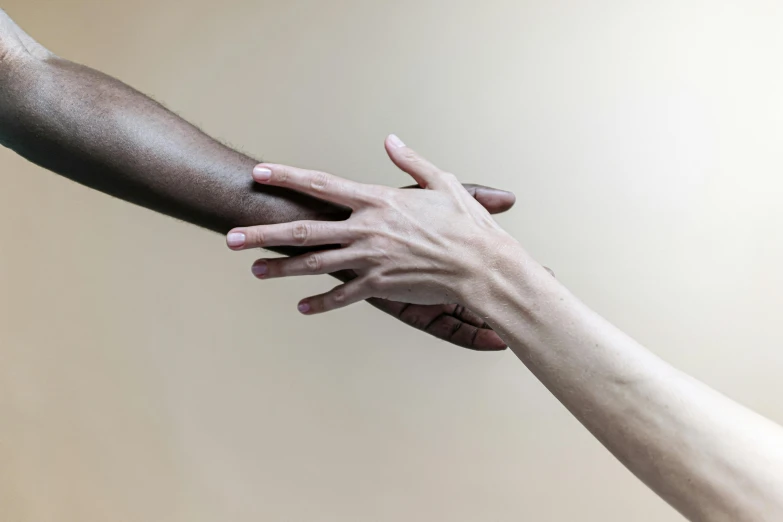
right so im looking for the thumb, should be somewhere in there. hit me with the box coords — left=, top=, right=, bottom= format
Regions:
left=384, top=134, right=449, bottom=190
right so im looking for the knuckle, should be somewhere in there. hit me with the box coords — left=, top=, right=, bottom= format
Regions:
left=365, top=274, right=383, bottom=292
left=249, top=228, right=265, bottom=246
left=373, top=189, right=395, bottom=209
left=331, top=288, right=347, bottom=303
left=350, top=184, right=373, bottom=205
left=402, top=149, right=420, bottom=163
left=365, top=250, right=384, bottom=267
left=276, top=166, right=289, bottom=184
left=347, top=221, right=370, bottom=239
left=262, top=259, right=278, bottom=277
left=292, top=223, right=310, bottom=244
left=441, top=172, right=459, bottom=184
left=311, top=171, right=330, bottom=192
left=305, top=253, right=322, bottom=272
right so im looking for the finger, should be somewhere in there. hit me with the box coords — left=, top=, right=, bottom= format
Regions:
left=396, top=302, right=490, bottom=330
left=467, top=327, right=508, bottom=351
left=251, top=249, right=369, bottom=279
left=411, top=306, right=507, bottom=351
left=252, top=163, right=379, bottom=209
left=449, top=304, right=492, bottom=329
left=384, top=135, right=451, bottom=190
left=227, top=221, right=356, bottom=250
left=461, top=184, right=517, bottom=215
left=369, top=300, right=507, bottom=351
left=400, top=183, right=516, bottom=215
left=298, top=278, right=372, bottom=315
left=430, top=315, right=507, bottom=351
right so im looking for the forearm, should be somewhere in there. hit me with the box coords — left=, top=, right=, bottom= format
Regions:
left=473, top=244, right=783, bottom=521
left=0, top=12, right=521, bottom=351
left=0, top=54, right=348, bottom=239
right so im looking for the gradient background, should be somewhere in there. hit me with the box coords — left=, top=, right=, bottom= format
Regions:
left=1, top=1, right=782, bottom=520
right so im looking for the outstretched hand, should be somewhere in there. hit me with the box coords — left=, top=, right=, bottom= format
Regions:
left=343, top=180, right=517, bottom=351
left=227, top=136, right=551, bottom=351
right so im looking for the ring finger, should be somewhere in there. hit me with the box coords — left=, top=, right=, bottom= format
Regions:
left=252, top=248, right=370, bottom=279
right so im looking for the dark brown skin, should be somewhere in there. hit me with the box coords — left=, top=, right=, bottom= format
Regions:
left=0, top=10, right=512, bottom=350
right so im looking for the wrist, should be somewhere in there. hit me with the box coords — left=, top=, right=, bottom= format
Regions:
left=454, top=233, right=521, bottom=307
left=457, top=234, right=556, bottom=319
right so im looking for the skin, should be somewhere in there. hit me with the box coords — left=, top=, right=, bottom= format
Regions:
left=229, top=135, right=783, bottom=521
left=0, top=9, right=518, bottom=350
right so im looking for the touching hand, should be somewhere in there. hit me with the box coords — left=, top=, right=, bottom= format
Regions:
left=227, top=136, right=538, bottom=335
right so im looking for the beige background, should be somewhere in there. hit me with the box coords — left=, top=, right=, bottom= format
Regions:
left=1, top=0, right=782, bottom=520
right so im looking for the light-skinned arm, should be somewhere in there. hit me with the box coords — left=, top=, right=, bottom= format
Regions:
left=228, top=136, right=783, bottom=521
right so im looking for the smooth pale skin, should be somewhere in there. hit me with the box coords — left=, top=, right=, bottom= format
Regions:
left=228, top=135, right=783, bottom=522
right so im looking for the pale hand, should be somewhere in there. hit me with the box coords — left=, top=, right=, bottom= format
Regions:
left=227, top=135, right=538, bottom=347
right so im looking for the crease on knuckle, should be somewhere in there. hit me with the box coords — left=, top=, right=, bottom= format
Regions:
left=332, top=287, right=347, bottom=303
left=402, top=150, right=420, bottom=164
left=311, top=171, right=330, bottom=192
left=250, top=228, right=265, bottom=246
left=306, top=253, right=321, bottom=272
left=293, top=223, right=310, bottom=244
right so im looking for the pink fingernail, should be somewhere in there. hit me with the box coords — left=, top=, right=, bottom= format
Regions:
left=253, top=167, right=272, bottom=182
left=227, top=232, right=246, bottom=247
left=389, top=134, right=406, bottom=148
left=298, top=302, right=311, bottom=314
left=252, top=263, right=268, bottom=278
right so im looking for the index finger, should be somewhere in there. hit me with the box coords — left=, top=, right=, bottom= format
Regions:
left=252, top=163, right=380, bottom=209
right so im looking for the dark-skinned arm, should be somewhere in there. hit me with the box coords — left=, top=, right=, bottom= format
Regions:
left=0, top=10, right=512, bottom=350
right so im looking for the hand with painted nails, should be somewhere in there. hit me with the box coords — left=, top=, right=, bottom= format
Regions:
left=227, top=135, right=531, bottom=323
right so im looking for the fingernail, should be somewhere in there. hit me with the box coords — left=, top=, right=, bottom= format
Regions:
left=389, top=134, right=406, bottom=148
left=253, top=166, right=272, bottom=182
left=252, top=263, right=268, bottom=278
left=227, top=232, right=246, bottom=247
left=298, top=302, right=311, bottom=314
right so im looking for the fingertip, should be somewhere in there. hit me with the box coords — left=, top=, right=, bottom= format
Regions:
left=226, top=230, right=246, bottom=250
left=298, top=301, right=312, bottom=315
left=251, top=261, right=268, bottom=279
left=475, top=188, right=517, bottom=214
left=387, top=134, right=406, bottom=149
left=385, top=135, right=409, bottom=163
left=474, top=329, right=508, bottom=351
left=501, top=190, right=517, bottom=211
left=252, top=165, right=272, bottom=183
